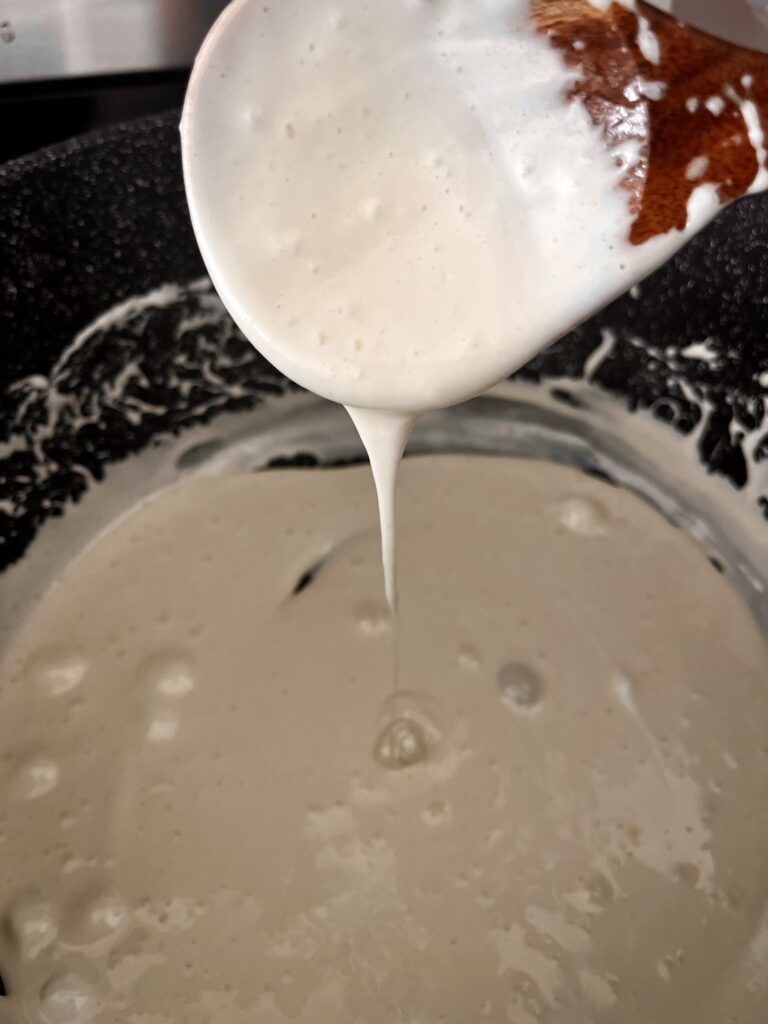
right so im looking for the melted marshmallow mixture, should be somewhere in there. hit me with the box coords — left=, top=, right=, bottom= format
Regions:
left=1, top=457, right=768, bottom=1023
left=181, top=0, right=728, bottom=604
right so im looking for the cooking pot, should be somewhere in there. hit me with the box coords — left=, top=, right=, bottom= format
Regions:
left=0, top=107, right=766, bottom=1009
left=0, top=110, right=766, bottom=626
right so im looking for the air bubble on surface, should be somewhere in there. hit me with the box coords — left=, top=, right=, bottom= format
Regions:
left=25, top=648, right=87, bottom=697
left=375, top=718, right=428, bottom=770
left=62, top=891, right=129, bottom=951
left=656, top=948, right=686, bottom=982
left=421, top=799, right=451, bottom=827
left=374, top=693, right=441, bottom=770
left=39, top=969, right=101, bottom=1024
left=5, top=898, right=59, bottom=960
left=457, top=643, right=481, bottom=671
left=557, top=497, right=609, bottom=537
left=355, top=601, right=390, bottom=637
left=672, top=862, right=700, bottom=887
left=146, top=715, right=179, bottom=744
left=497, top=663, right=543, bottom=711
left=140, top=653, right=195, bottom=699
left=8, top=755, right=60, bottom=801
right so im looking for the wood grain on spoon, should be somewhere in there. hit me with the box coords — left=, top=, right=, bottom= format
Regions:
left=532, top=0, right=768, bottom=243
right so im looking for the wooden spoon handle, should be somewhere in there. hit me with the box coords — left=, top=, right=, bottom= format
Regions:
left=533, top=0, right=768, bottom=244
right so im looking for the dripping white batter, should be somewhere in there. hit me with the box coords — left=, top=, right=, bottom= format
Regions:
left=181, top=0, right=726, bottom=605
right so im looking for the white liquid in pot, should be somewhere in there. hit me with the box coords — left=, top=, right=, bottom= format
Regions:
left=3, top=2, right=765, bottom=1019
left=1, top=456, right=767, bottom=1022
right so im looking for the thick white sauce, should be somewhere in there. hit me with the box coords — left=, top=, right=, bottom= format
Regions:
left=181, top=0, right=722, bottom=604
left=2, top=457, right=767, bottom=1022
left=5, top=1, right=764, bottom=1018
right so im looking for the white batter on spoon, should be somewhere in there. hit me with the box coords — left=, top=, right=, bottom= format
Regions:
left=181, top=0, right=724, bottom=605
left=1, top=457, right=767, bottom=1022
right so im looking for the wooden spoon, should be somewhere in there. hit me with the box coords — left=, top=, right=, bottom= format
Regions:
left=532, top=0, right=768, bottom=244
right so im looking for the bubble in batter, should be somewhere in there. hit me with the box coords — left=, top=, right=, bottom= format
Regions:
left=557, top=496, right=609, bottom=537
left=139, top=652, right=195, bottom=699
left=25, top=648, right=87, bottom=698
left=39, top=969, right=101, bottom=1024
left=457, top=643, right=482, bottom=672
left=8, top=754, right=60, bottom=801
left=374, top=717, right=429, bottom=770
left=4, top=897, right=59, bottom=960
left=62, top=890, right=129, bottom=952
left=657, top=948, right=686, bottom=982
left=145, top=714, right=179, bottom=744
left=355, top=601, right=390, bottom=638
left=496, top=662, right=544, bottom=711
left=421, top=799, right=452, bottom=827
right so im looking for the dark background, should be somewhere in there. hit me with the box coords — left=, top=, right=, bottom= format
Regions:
left=0, top=71, right=187, bottom=164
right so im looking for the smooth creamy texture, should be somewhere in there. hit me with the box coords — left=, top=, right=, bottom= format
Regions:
left=2, top=456, right=767, bottom=1023
left=181, top=0, right=724, bottom=604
